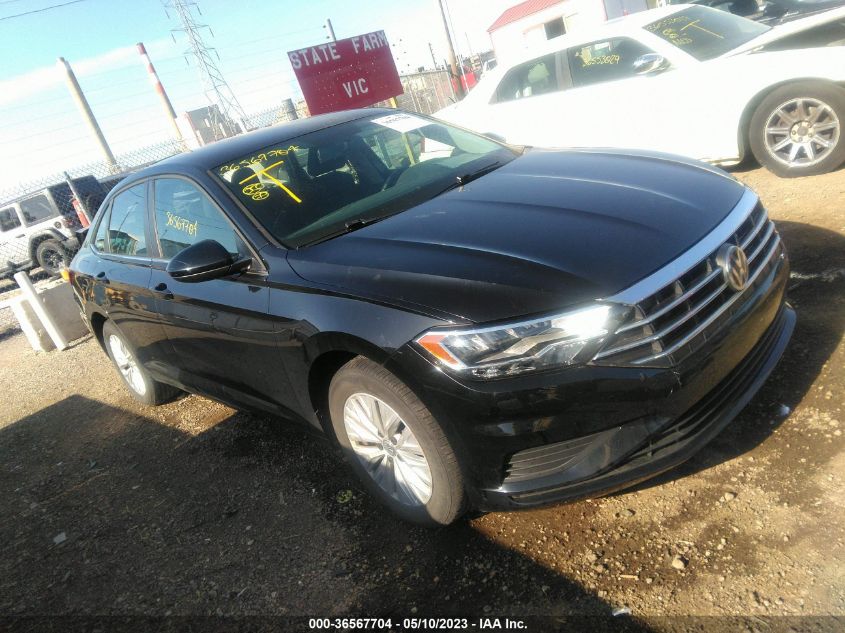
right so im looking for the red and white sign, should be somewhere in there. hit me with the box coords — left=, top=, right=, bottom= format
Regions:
left=288, top=31, right=403, bottom=116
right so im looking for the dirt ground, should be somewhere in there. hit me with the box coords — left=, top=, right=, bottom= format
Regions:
left=0, top=165, right=842, bottom=631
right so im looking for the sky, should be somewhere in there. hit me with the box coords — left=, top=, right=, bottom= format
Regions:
left=0, top=0, right=515, bottom=195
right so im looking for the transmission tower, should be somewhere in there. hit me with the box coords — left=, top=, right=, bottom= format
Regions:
left=164, top=0, right=249, bottom=140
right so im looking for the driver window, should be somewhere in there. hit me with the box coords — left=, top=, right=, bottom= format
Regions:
left=567, top=37, right=655, bottom=88
left=153, top=178, right=246, bottom=260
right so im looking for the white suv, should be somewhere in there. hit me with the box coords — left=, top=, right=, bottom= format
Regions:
left=0, top=193, right=80, bottom=278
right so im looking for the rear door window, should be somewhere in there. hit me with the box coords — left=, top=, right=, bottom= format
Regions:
left=494, top=53, right=561, bottom=103
left=107, top=184, right=148, bottom=257
left=92, top=205, right=111, bottom=252
left=0, top=207, right=21, bottom=232
left=152, top=178, right=247, bottom=260
left=19, top=194, right=55, bottom=226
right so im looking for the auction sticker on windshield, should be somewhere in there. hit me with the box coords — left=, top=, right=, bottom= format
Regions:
left=371, top=113, right=430, bottom=133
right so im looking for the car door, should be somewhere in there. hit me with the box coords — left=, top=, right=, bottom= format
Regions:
left=88, top=182, right=167, bottom=366
left=0, top=205, right=27, bottom=268
left=146, top=176, right=290, bottom=413
left=555, top=36, right=682, bottom=150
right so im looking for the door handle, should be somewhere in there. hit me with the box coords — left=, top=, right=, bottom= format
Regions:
left=153, top=282, right=174, bottom=300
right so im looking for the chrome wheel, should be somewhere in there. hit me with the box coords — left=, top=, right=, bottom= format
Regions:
left=108, top=334, right=147, bottom=396
left=764, top=97, right=840, bottom=168
left=343, top=393, right=432, bottom=506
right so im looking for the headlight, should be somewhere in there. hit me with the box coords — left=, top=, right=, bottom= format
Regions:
left=415, top=305, right=614, bottom=379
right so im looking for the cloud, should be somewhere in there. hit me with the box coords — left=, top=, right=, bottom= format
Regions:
left=0, top=38, right=175, bottom=107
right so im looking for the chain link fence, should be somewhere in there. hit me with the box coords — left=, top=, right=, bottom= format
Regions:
left=0, top=70, right=457, bottom=338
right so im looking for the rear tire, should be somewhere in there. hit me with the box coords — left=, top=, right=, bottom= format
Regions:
left=328, top=357, right=466, bottom=526
left=749, top=81, right=845, bottom=178
left=102, top=320, right=179, bottom=406
left=35, top=239, right=68, bottom=277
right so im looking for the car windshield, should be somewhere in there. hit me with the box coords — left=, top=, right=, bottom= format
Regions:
left=214, top=112, right=517, bottom=248
left=645, top=6, right=770, bottom=60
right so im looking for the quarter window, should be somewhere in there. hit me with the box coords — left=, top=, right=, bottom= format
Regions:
left=0, top=207, right=21, bottom=232
left=494, top=53, right=560, bottom=103
left=107, top=184, right=148, bottom=257
left=92, top=206, right=111, bottom=252
left=567, top=37, right=655, bottom=88
left=153, top=178, right=246, bottom=260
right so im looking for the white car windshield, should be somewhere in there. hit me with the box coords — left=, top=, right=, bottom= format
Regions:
left=645, top=6, right=770, bottom=60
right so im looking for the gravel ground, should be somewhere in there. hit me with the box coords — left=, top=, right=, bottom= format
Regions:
left=0, top=166, right=842, bottom=631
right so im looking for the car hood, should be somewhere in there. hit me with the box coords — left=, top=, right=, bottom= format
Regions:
left=287, top=149, right=746, bottom=324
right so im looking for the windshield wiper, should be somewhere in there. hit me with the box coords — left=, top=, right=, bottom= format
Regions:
left=438, top=160, right=503, bottom=196
left=298, top=215, right=391, bottom=248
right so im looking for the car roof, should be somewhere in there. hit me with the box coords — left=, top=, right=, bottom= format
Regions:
left=501, top=4, right=690, bottom=67
left=147, top=107, right=390, bottom=174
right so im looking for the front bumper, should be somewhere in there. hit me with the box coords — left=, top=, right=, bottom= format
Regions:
left=483, top=303, right=794, bottom=509
left=387, top=235, right=792, bottom=511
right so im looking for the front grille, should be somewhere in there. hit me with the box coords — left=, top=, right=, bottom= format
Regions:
left=595, top=200, right=783, bottom=367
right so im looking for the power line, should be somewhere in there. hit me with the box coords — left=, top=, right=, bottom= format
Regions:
left=0, top=0, right=87, bottom=21
left=165, top=0, right=248, bottom=139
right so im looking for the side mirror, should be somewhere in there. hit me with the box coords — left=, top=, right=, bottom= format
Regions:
left=633, top=53, right=670, bottom=76
left=166, top=239, right=251, bottom=283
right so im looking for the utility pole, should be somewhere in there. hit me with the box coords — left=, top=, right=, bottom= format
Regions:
left=56, top=57, right=118, bottom=171
left=324, top=18, right=336, bottom=42
left=436, top=0, right=464, bottom=98
left=137, top=42, right=184, bottom=142
left=165, top=0, right=248, bottom=139
left=428, top=42, right=437, bottom=70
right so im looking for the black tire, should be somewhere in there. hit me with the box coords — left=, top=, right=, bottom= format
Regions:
left=749, top=81, right=845, bottom=178
left=102, top=320, right=179, bottom=406
left=35, top=239, right=69, bottom=277
left=328, top=357, right=466, bottom=526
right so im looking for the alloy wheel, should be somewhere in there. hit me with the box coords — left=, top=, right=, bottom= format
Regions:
left=764, top=97, right=840, bottom=168
left=108, top=334, right=147, bottom=396
left=40, top=249, right=63, bottom=275
left=342, top=393, right=433, bottom=506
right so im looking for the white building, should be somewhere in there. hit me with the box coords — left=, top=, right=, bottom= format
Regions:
left=488, top=0, right=662, bottom=64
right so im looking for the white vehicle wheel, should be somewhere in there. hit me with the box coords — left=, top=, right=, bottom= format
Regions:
left=750, top=82, right=845, bottom=178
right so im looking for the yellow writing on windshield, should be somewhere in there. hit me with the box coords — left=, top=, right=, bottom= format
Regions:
left=218, top=145, right=301, bottom=175
left=239, top=160, right=302, bottom=204
left=646, top=15, right=723, bottom=46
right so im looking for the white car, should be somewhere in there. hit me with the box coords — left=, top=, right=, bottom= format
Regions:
left=437, top=3, right=845, bottom=177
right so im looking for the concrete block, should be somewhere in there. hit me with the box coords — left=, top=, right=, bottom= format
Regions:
left=39, top=283, right=88, bottom=343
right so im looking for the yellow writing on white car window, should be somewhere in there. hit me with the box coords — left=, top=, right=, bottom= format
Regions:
left=582, top=54, right=620, bottom=67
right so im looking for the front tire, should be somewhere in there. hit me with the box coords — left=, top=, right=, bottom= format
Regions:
left=102, top=320, right=179, bottom=406
left=328, top=357, right=466, bottom=526
left=749, top=81, right=845, bottom=178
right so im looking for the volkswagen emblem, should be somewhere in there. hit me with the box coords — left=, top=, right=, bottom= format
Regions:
left=716, top=244, right=749, bottom=292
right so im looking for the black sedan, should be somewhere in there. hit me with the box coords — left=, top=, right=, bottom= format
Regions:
left=69, top=109, right=794, bottom=526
